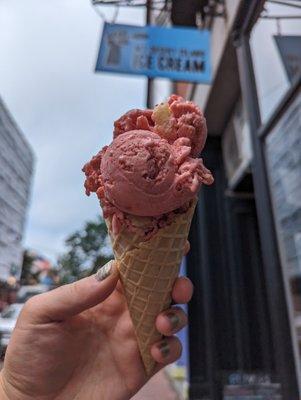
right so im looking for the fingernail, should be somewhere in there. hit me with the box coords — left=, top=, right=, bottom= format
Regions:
left=95, top=260, right=115, bottom=282
left=157, top=340, right=170, bottom=358
left=184, top=241, right=190, bottom=255
left=165, top=312, right=180, bottom=331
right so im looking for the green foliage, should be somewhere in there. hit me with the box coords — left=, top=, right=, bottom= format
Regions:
left=57, top=216, right=113, bottom=284
left=20, top=251, right=39, bottom=285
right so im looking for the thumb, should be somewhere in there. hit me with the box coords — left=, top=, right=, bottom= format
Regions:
left=23, top=260, right=119, bottom=323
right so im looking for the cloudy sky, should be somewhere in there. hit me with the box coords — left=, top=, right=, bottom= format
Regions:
left=0, top=0, right=147, bottom=262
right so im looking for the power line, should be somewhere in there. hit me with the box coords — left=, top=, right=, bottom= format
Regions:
left=260, top=14, right=301, bottom=18
left=267, top=0, right=301, bottom=9
left=92, top=0, right=166, bottom=6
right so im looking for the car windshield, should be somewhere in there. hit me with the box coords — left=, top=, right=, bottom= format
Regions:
left=1, top=306, right=22, bottom=319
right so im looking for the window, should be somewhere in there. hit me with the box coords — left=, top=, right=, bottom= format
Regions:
left=251, top=1, right=301, bottom=122
left=265, top=89, right=301, bottom=379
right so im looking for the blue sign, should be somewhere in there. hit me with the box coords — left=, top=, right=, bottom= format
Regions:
left=96, top=23, right=211, bottom=83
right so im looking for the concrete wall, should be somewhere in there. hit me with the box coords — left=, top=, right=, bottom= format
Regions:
left=0, top=98, right=34, bottom=281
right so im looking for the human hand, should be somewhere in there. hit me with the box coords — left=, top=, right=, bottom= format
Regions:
left=0, top=252, right=193, bottom=399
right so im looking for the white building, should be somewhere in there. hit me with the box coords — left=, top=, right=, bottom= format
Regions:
left=0, top=97, right=34, bottom=281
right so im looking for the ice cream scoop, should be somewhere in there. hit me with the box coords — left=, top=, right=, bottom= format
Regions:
left=99, top=130, right=212, bottom=217
left=113, top=94, right=207, bottom=157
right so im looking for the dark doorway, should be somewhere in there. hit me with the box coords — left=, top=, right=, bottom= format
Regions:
left=187, top=137, right=275, bottom=399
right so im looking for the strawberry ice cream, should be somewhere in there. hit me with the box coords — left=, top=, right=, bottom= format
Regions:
left=83, top=95, right=213, bottom=237
left=114, top=94, right=207, bottom=157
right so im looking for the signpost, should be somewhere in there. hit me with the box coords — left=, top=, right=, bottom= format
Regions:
left=96, top=23, right=211, bottom=83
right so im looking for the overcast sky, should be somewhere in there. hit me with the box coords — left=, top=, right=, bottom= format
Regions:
left=0, top=0, right=147, bottom=262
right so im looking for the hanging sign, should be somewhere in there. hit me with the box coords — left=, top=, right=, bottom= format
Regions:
left=96, top=23, right=211, bottom=83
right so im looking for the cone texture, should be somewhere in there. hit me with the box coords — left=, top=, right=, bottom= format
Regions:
left=106, top=198, right=197, bottom=375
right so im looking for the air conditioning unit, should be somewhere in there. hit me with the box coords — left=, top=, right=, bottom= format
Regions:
left=222, top=99, right=253, bottom=190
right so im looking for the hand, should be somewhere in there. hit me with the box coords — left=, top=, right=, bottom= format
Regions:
left=0, top=256, right=193, bottom=399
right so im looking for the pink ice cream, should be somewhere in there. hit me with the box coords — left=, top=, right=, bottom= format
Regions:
left=114, top=94, right=207, bottom=157
left=83, top=95, right=213, bottom=237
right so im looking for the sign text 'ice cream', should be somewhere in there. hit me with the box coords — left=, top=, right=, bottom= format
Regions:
left=96, top=23, right=211, bottom=83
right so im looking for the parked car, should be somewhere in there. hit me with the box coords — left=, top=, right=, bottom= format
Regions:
left=0, top=303, right=24, bottom=353
left=16, top=284, right=49, bottom=303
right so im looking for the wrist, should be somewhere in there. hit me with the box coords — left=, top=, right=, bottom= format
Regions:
left=0, top=372, right=9, bottom=400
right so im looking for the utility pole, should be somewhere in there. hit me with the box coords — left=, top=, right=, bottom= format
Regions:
left=146, top=0, right=154, bottom=108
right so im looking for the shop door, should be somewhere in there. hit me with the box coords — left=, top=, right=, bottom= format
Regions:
left=187, top=138, right=276, bottom=400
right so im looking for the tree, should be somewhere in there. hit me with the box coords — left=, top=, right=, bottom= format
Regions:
left=57, top=216, right=112, bottom=284
left=20, top=251, right=39, bottom=285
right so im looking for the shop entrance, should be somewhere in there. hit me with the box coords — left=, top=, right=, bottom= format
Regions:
left=187, top=138, right=279, bottom=399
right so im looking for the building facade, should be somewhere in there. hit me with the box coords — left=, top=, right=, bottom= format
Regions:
left=147, top=0, right=301, bottom=399
left=0, top=97, right=34, bottom=282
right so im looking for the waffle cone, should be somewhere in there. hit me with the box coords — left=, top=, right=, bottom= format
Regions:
left=106, top=198, right=197, bottom=376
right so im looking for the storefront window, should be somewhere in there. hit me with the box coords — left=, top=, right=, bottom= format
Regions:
left=251, top=1, right=301, bottom=123
left=265, top=89, right=301, bottom=380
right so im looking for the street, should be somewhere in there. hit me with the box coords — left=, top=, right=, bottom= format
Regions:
left=132, top=370, right=180, bottom=400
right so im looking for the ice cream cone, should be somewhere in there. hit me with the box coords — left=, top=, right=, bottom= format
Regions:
left=106, top=198, right=197, bottom=376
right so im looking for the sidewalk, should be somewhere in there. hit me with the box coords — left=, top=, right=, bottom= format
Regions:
left=132, top=369, right=180, bottom=400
